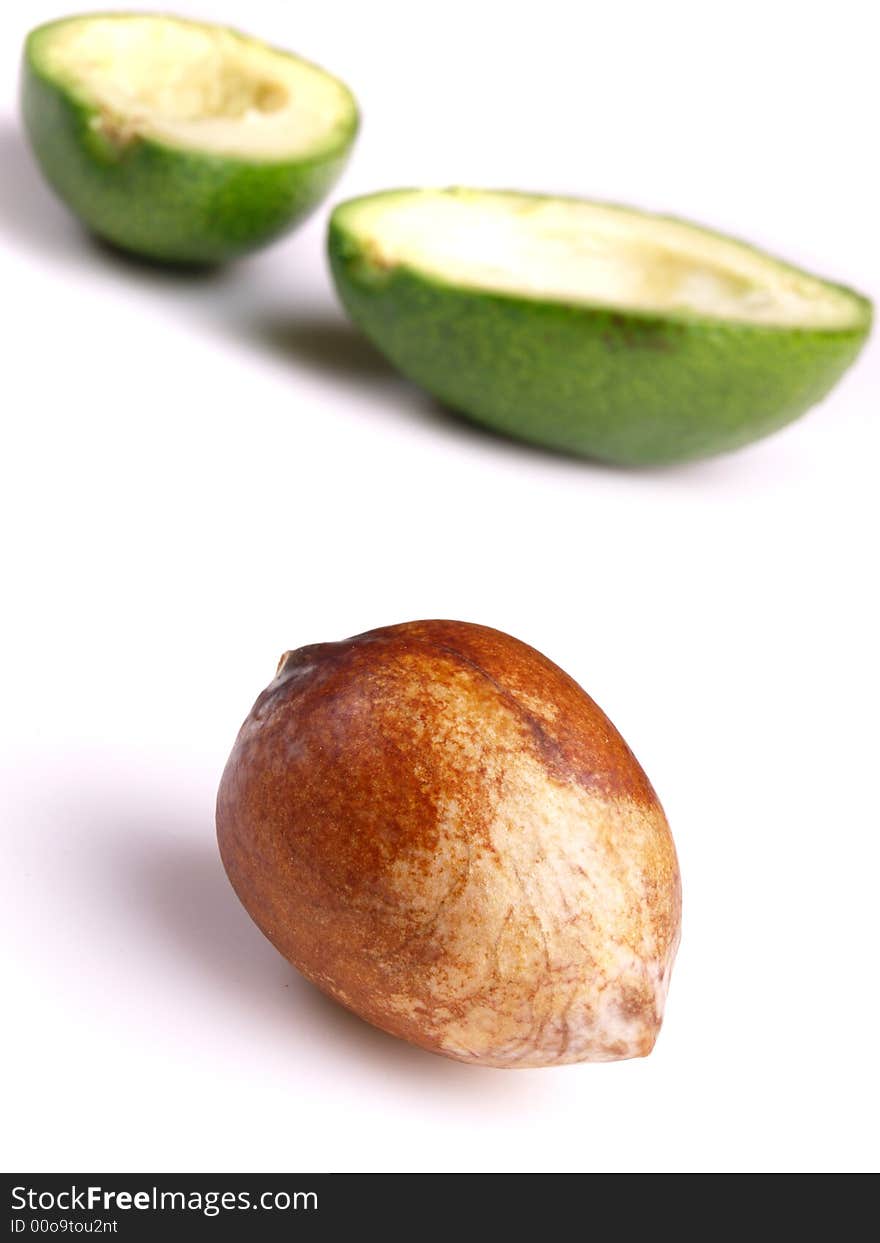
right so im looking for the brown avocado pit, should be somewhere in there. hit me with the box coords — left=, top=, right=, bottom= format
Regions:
left=216, top=619, right=681, bottom=1067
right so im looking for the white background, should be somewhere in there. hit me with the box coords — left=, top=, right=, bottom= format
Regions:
left=2, top=0, right=878, bottom=1174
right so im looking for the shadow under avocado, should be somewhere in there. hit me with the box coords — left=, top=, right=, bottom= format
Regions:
left=0, top=117, right=768, bottom=484
left=86, top=233, right=229, bottom=282
left=242, top=310, right=635, bottom=470
left=0, top=118, right=78, bottom=256
left=0, top=119, right=228, bottom=284
left=246, top=313, right=398, bottom=382
left=103, top=814, right=534, bottom=1093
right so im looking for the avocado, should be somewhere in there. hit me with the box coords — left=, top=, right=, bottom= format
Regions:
left=328, top=189, right=871, bottom=464
left=22, top=13, right=359, bottom=264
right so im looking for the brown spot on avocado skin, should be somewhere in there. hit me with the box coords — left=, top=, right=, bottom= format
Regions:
left=217, top=620, right=681, bottom=1067
left=601, top=312, right=679, bottom=353
left=91, top=109, right=142, bottom=154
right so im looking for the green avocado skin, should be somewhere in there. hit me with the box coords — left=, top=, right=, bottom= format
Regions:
left=328, top=218, right=871, bottom=466
left=22, top=40, right=357, bottom=265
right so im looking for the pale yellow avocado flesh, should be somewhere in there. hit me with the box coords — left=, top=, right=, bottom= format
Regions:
left=342, top=190, right=862, bottom=328
left=36, top=14, right=354, bottom=159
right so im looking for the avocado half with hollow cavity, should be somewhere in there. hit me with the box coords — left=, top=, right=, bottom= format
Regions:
left=328, top=189, right=872, bottom=465
left=22, top=13, right=359, bottom=264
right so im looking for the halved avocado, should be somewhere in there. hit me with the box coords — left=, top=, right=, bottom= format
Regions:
left=328, top=189, right=871, bottom=464
left=22, top=12, right=359, bottom=264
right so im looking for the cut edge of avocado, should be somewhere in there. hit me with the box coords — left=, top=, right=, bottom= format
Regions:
left=25, top=12, right=359, bottom=166
left=330, top=188, right=871, bottom=332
